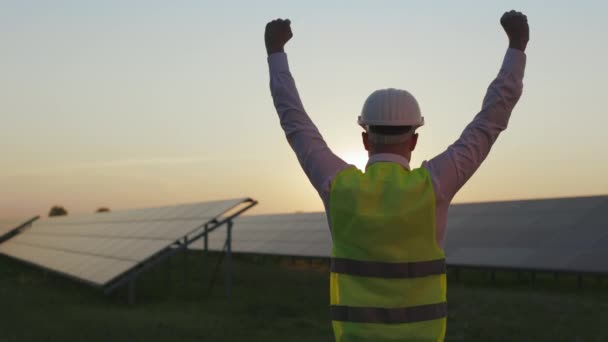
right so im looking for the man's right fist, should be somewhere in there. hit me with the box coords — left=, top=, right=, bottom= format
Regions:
left=265, top=19, right=293, bottom=56
left=500, top=10, right=529, bottom=52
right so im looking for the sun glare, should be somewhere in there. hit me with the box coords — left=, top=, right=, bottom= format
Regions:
left=341, top=150, right=369, bottom=171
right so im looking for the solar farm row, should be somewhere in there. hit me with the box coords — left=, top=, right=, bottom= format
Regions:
left=196, top=196, right=608, bottom=274
left=1, top=195, right=606, bottom=298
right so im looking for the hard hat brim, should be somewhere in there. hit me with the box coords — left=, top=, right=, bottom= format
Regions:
left=358, top=116, right=425, bottom=128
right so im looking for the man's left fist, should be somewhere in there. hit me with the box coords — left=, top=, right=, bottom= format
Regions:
left=265, top=19, right=293, bottom=55
left=501, top=10, right=529, bottom=52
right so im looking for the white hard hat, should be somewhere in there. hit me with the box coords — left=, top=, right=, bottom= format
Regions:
left=358, top=88, right=424, bottom=128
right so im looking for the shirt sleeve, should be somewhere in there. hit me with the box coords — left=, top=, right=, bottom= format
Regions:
left=424, top=48, right=527, bottom=204
left=268, top=52, right=351, bottom=202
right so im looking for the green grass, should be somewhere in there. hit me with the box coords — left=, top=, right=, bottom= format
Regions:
left=1, top=252, right=607, bottom=342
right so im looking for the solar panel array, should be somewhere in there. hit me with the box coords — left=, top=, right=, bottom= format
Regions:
left=0, top=198, right=255, bottom=287
left=444, top=196, right=608, bottom=273
left=195, top=196, right=608, bottom=274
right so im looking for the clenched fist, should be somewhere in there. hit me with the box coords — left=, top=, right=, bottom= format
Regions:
left=501, top=10, right=529, bottom=52
left=265, top=18, right=293, bottom=55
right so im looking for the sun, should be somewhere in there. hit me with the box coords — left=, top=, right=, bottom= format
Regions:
left=341, top=150, right=369, bottom=171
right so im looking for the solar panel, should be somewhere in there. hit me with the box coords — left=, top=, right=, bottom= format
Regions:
left=0, top=199, right=256, bottom=289
left=443, top=196, right=608, bottom=274
left=193, top=212, right=332, bottom=257
left=193, top=196, right=608, bottom=275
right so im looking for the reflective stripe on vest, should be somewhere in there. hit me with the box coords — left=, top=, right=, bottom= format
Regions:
left=329, top=163, right=447, bottom=342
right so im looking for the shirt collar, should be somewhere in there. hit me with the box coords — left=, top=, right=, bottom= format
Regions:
left=366, top=153, right=411, bottom=171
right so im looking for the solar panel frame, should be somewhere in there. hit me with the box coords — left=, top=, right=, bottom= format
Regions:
left=0, top=216, right=40, bottom=244
left=102, top=198, right=258, bottom=294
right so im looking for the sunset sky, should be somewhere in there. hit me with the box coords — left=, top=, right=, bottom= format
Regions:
left=1, top=1, right=607, bottom=219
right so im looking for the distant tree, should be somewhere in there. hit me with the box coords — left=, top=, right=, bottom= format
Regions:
left=48, top=205, right=68, bottom=217
left=96, top=207, right=110, bottom=213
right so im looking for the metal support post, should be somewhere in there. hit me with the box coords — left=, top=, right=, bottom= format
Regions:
left=226, top=220, right=233, bottom=298
left=128, top=278, right=136, bottom=305
left=203, top=224, right=208, bottom=282
left=204, top=224, right=209, bottom=252
left=167, top=253, right=172, bottom=288
left=183, top=237, right=189, bottom=283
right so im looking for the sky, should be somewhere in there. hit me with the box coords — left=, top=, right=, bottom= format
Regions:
left=1, top=0, right=607, bottom=219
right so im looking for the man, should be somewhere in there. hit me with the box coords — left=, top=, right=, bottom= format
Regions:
left=265, top=10, right=528, bottom=341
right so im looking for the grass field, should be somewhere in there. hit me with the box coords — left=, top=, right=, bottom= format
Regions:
left=1, top=251, right=607, bottom=342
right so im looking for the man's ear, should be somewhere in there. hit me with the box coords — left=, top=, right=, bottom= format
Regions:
left=362, top=132, right=370, bottom=151
left=409, top=133, right=419, bottom=152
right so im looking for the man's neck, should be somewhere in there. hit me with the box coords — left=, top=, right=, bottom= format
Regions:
left=369, top=148, right=411, bottom=161
left=367, top=153, right=412, bottom=171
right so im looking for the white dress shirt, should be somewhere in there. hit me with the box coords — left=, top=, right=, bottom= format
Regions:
left=268, top=49, right=526, bottom=248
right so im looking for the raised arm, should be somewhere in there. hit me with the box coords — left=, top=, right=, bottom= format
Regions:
left=424, top=10, right=529, bottom=202
left=265, top=19, right=350, bottom=199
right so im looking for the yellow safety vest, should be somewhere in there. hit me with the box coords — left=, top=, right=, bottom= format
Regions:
left=329, top=162, right=447, bottom=341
